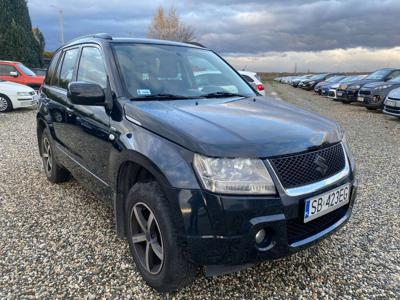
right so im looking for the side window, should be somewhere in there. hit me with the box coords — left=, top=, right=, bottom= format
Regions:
left=388, top=71, right=400, bottom=80
left=0, top=64, right=16, bottom=76
left=77, top=47, right=107, bottom=88
left=59, top=48, right=79, bottom=89
left=241, top=75, right=254, bottom=83
left=45, top=51, right=61, bottom=85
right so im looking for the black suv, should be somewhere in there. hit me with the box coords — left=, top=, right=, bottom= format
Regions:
left=37, top=34, right=357, bottom=292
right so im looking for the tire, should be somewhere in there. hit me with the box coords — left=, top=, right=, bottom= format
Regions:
left=0, top=94, right=13, bottom=113
left=125, top=181, right=196, bottom=292
left=40, top=128, right=70, bottom=183
left=366, top=107, right=377, bottom=111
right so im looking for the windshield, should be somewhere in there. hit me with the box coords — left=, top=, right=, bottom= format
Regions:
left=366, top=70, right=389, bottom=80
left=17, top=63, right=36, bottom=76
left=113, top=43, right=256, bottom=99
left=311, top=74, right=327, bottom=80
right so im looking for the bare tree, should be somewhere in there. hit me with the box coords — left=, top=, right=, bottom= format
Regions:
left=147, top=6, right=196, bottom=42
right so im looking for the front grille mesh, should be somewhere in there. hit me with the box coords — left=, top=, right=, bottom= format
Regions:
left=359, top=90, right=371, bottom=96
left=270, top=143, right=346, bottom=188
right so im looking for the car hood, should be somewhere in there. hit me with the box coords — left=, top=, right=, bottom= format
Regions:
left=0, top=80, right=34, bottom=92
left=362, top=81, right=400, bottom=89
left=124, top=96, right=341, bottom=158
left=29, top=75, right=45, bottom=84
left=388, top=87, right=400, bottom=99
left=344, top=79, right=377, bottom=87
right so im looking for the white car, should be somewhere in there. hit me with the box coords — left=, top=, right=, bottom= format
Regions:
left=383, top=87, right=400, bottom=117
left=238, top=70, right=266, bottom=96
left=0, top=80, right=37, bottom=112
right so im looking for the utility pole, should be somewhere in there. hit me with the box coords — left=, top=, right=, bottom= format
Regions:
left=59, top=9, right=64, bottom=45
left=51, top=5, right=64, bottom=46
left=294, top=62, right=297, bottom=74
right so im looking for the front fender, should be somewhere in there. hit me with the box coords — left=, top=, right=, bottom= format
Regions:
left=109, top=125, right=200, bottom=191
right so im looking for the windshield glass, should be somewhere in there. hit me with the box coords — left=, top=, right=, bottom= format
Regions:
left=311, top=74, right=327, bottom=80
left=17, top=63, right=36, bottom=76
left=113, top=43, right=256, bottom=99
left=366, top=70, right=389, bottom=80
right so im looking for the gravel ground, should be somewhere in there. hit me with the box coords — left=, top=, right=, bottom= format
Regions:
left=0, top=84, right=399, bottom=299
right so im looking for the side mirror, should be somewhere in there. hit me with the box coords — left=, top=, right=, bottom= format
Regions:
left=67, top=81, right=105, bottom=106
left=9, top=71, right=18, bottom=77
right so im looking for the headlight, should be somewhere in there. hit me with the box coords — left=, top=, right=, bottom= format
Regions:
left=308, top=81, right=315, bottom=85
left=349, top=85, right=361, bottom=90
left=193, top=154, right=276, bottom=195
left=17, top=92, right=31, bottom=96
left=374, top=84, right=392, bottom=90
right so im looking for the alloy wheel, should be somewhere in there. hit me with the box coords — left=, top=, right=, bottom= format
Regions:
left=0, top=96, right=8, bottom=112
left=42, top=137, right=53, bottom=174
left=130, top=202, right=164, bottom=274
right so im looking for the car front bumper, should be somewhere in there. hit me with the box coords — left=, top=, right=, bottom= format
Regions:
left=357, top=90, right=386, bottom=109
left=336, top=89, right=359, bottom=103
left=12, top=95, right=38, bottom=109
left=169, top=158, right=357, bottom=267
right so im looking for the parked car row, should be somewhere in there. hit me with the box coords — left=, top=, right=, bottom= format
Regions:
left=275, top=68, right=400, bottom=118
left=0, top=60, right=45, bottom=112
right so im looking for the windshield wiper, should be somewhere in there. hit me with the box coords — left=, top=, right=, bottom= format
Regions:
left=132, top=93, right=198, bottom=100
left=200, top=91, right=247, bottom=98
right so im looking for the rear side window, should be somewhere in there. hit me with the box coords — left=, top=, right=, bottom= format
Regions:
left=241, top=75, right=254, bottom=83
left=0, top=64, right=17, bottom=76
left=45, top=51, right=61, bottom=85
left=77, top=47, right=107, bottom=88
left=59, top=48, right=79, bottom=89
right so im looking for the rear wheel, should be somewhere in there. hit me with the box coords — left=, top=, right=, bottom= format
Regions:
left=0, top=94, right=12, bottom=113
left=126, top=181, right=196, bottom=292
left=40, top=129, right=70, bottom=183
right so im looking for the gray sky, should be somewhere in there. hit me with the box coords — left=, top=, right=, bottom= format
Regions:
left=28, top=0, right=400, bottom=72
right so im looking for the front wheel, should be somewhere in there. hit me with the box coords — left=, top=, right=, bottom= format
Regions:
left=0, top=94, right=13, bottom=113
left=125, top=181, right=196, bottom=292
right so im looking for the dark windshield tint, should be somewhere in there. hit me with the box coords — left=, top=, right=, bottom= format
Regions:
left=113, top=43, right=256, bottom=99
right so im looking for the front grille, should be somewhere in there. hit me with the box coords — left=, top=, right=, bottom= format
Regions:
left=286, top=204, right=349, bottom=244
left=385, top=106, right=400, bottom=112
left=388, top=97, right=400, bottom=101
left=359, top=90, right=371, bottom=96
left=270, top=143, right=346, bottom=188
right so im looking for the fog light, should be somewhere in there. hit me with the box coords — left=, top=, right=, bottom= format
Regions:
left=255, top=229, right=266, bottom=245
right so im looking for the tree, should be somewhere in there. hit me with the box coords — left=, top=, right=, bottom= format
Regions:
left=147, top=6, right=196, bottom=43
left=33, top=27, right=45, bottom=55
left=0, top=0, right=43, bottom=67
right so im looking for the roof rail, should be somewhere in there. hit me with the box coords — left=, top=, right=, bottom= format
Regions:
left=67, top=33, right=112, bottom=44
left=185, top=41, right=206, bottom=48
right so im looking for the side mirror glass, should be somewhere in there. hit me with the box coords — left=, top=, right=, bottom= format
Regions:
left=67, top=81, right=105, bottom=106
left=9, top=71, right=18, bottom=77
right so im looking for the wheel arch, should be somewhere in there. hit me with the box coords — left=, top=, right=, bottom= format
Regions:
left=113, top=150, right=179, bottom=238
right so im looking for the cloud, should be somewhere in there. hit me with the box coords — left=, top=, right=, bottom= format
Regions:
left=226, top=47, right=400, bottom=72
left=27, top=0, right=400, bottom=71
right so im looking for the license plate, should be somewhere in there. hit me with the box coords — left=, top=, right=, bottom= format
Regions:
left=357, top=96, right=364, bottom=102
left=337, top=91, right=343, bottom=97
left=304, top=184, right=351, bottom=223
left=386, top=99, right=396, bottom=107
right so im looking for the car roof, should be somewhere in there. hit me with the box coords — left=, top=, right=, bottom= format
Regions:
left=0, top=61, right=19, bottom=65
left=61, top=33, right=206, bottom=51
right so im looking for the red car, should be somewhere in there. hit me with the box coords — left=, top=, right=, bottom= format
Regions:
left=0, top=61, right=44, bottom=90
